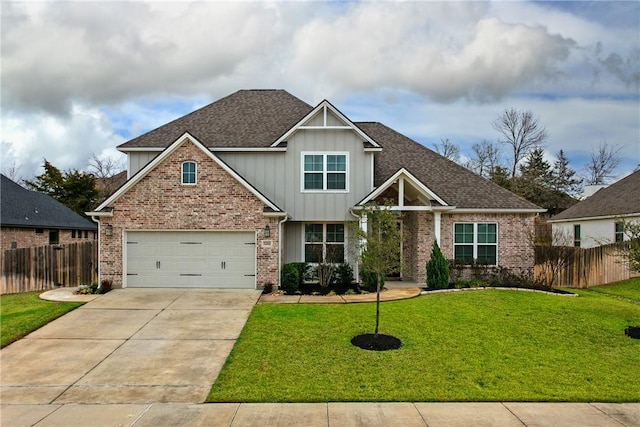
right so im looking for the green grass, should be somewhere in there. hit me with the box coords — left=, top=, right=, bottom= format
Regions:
left=582, top=277, right=640, bottom=303
left=1, top=291, right=83, bottom=348
left=208, top=288, right=640, bottom=402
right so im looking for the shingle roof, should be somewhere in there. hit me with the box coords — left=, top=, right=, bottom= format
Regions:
left=1, top=174, right=97, bottom=230
left=117, top=90, right=542, bottom=211
left=118, top=89, right=313, bottom=149
left=551, top=170, right=640, bottom=221
left=357, top=122, right=541, bottom=210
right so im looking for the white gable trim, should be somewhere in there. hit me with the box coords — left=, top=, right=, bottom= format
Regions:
left=270, top=100, right=381, bottom=148
left=93, top=132, right=281, bottom=212
left=358, top=168, right=448, bottom=207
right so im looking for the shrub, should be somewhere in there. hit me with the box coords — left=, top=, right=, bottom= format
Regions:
left=335, top=263, right=354, bottom=286
left=361, top=270, right=383, bottom=293
left=290, top=262, right=309, bottom=287
left=280, top=263, right=300, bottom=294
left=426, top=240, right=449, bottom=289
left=317, top=263, right=335, bottom=288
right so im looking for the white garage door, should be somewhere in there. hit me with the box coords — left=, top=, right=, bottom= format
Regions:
left=125, top=231, right=256, bottom=288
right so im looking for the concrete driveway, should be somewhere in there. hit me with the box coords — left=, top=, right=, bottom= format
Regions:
left=0, top=288, right=262, bottom=405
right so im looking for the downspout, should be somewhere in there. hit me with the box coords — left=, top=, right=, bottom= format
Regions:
left=278, top=213, right=290, bottom=290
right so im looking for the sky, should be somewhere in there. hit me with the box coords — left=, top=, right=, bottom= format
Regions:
left=2, top=0, right=639, bottom=186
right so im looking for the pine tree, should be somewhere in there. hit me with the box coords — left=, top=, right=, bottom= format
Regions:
left=426, top=240, right=449, bottom=289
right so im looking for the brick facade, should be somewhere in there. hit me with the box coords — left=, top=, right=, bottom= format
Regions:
left=99, top=139, right=279, bottom=288
left=1, top=227, right=95, bottom=252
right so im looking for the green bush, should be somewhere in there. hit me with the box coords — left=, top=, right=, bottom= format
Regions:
left=361, top=270, right=383, bottom=292
left=426, top=240, right=449, bottom=289
left=280, top=263, right=300, bottom=294
left=335, top=263, right=354, bottom=286
left=290, top=262, right=309, bottom=287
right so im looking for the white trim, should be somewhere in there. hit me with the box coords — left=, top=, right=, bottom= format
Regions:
left=300, top=151, right=350, bottom=193
left=86, top=210, right=113, bottom=217
left=434, top=212, right=442, bottom=245
left=181, top=161, right=197, bottom=185
left=302, top=222, right=347, bottom=264
left=271, top=100, right=381, bottom=148
left=547, top=212, right=640, bottom=223
left=209, top=147, right=288, bottom=152
left=94, top=132, right=281, bottom=213
left=118, top=147, right=164, bottom=153
left=358, top=168, right=448, bottom=207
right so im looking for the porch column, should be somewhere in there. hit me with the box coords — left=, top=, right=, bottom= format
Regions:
left=434, top=211, right=441, bottom=245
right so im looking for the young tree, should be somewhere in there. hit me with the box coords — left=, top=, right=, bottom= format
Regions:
left=433, top=138, right=460, bottom=163
left=585, top=141, right=622, bottom=185
left=493, top=108, right=549, bottom=178
left=616, top=219, right=640, bottom=273
left=426, top=240, right=449, bottom=289
left=353, top=202, right=402, bottom=338
left=25, top=159, right=99, bottom=217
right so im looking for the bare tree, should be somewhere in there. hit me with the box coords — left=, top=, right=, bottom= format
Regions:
left=466, top=140, right=502, bottom=177
left=1, top=161, right=24, bottom=184
left=88, top=153, right=124, bottom=197
left=493, top=108, right=549, bottom=178
left=585, top=141, right=622, bottom=185
left=433, top=138, right=460, bottom=162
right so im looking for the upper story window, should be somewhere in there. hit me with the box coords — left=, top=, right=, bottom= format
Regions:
left=454, top=223, right=497, bottom=265
left=302, top=152, right=348, bottom=192
left=182, top=161, right=197, bottom=185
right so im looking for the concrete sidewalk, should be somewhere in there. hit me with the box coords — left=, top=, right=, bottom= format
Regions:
left=2, top=402, right=638, bottom=426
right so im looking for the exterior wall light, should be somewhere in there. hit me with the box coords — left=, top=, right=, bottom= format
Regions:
left=264, top=225, right=271, bottom=238
left=105, top=224, right=113, bottom=237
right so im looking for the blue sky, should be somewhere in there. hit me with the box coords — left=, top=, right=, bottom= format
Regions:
left=2, top=1, right=638, bottom=185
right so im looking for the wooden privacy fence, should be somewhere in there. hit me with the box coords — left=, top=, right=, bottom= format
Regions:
left=535, top=242, right=634, bottom=288
left=1, top=241, right=97, bottom=294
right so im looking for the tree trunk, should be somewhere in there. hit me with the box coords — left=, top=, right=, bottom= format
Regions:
left=374, top=274, right=381, bottom=338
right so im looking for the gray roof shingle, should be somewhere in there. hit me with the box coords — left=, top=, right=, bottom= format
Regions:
left=551, top=170, right=640, bottom=221
left=1, top=174, right=97, bottom=230
left=118, top=89, right=313, bottom=149
left=357, top=122, right=541, bottom=210
left=116, top=90, right=542, bottom=211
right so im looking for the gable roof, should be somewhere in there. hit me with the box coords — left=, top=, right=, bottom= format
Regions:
left=356, top=122, right=542, bottom=211
left=92, top=133, right=282, bottom=214
left=118, top=90, right=313, bottom=150
left=1, top=174, right=97, bottom=230
left=550, top=170, right=640, bottom=222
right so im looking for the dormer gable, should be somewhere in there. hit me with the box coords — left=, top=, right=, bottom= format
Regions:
left=271, top=100, right=381, bottom=150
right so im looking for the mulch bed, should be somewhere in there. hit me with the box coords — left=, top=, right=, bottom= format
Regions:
left=351, top=333, right=402, bottom=351
left=625, top=326, right=640, bottom=339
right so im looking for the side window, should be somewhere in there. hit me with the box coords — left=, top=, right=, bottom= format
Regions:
left=182, top=161, right=197, bottom=185
left=573, top=224, right=581, bottom=247
left=615, top=222, right=624, bottom=243
left=49, top=230, right=59, bottom=245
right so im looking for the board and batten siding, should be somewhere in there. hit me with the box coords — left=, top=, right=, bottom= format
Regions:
left=219, top=129, right=374, bottom=221
left=128, top=152, right=160, bottom=177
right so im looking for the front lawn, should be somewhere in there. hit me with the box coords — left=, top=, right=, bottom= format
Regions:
left=208, top=288, right=640, bottom=402
left=583, top=277, right=640, bottom=302
left=0, top=291, right=83, bottom=348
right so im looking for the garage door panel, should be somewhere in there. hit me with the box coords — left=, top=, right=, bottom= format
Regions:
left=126, top=231, right=256, bottom=289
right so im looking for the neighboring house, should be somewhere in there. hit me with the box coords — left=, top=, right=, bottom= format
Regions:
left=1, top=174, right=97, bottom=251
left=88, top=90, right=543, bottom=289
left=548, top=170, right=640, bottom=249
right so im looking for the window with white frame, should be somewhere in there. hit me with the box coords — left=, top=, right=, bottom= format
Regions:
left=615, top=222, right=624, bottom=242
left=302, top=152, right=348, bottom=191
left=182, top=161, right=197, bottom=185
left=454, top=223, right=497, bottom=265
left=304, top=223, right=345, bottom=263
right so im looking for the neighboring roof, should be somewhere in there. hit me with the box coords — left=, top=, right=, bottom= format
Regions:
left=1, top=174, right=97, bottom=230
left=550, top=170, right=640, bottom=222
left=118, top=90, right=313, bottom=150
left=357, top=122, right=542, bottom=210
left=92, top=133, right=282, bottom=214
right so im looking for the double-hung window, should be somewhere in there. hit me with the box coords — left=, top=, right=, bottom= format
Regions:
left=182, top=161, right=197, bottom=185
left=304, top=223, right=345, bottom=263
left=302, top=152, right=348, bottom=191
left=615, top=222, right=624, bottom=243
left=573, top=224, right=581, bottom=247
left=454, top=223, right=497, bottom=265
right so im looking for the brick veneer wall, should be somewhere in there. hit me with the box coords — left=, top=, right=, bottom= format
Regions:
left=439, top=212, right=536, bottom=276
left=1, top=227, right=95, bottom=251
left=99, top=140, right=279, bottom=288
